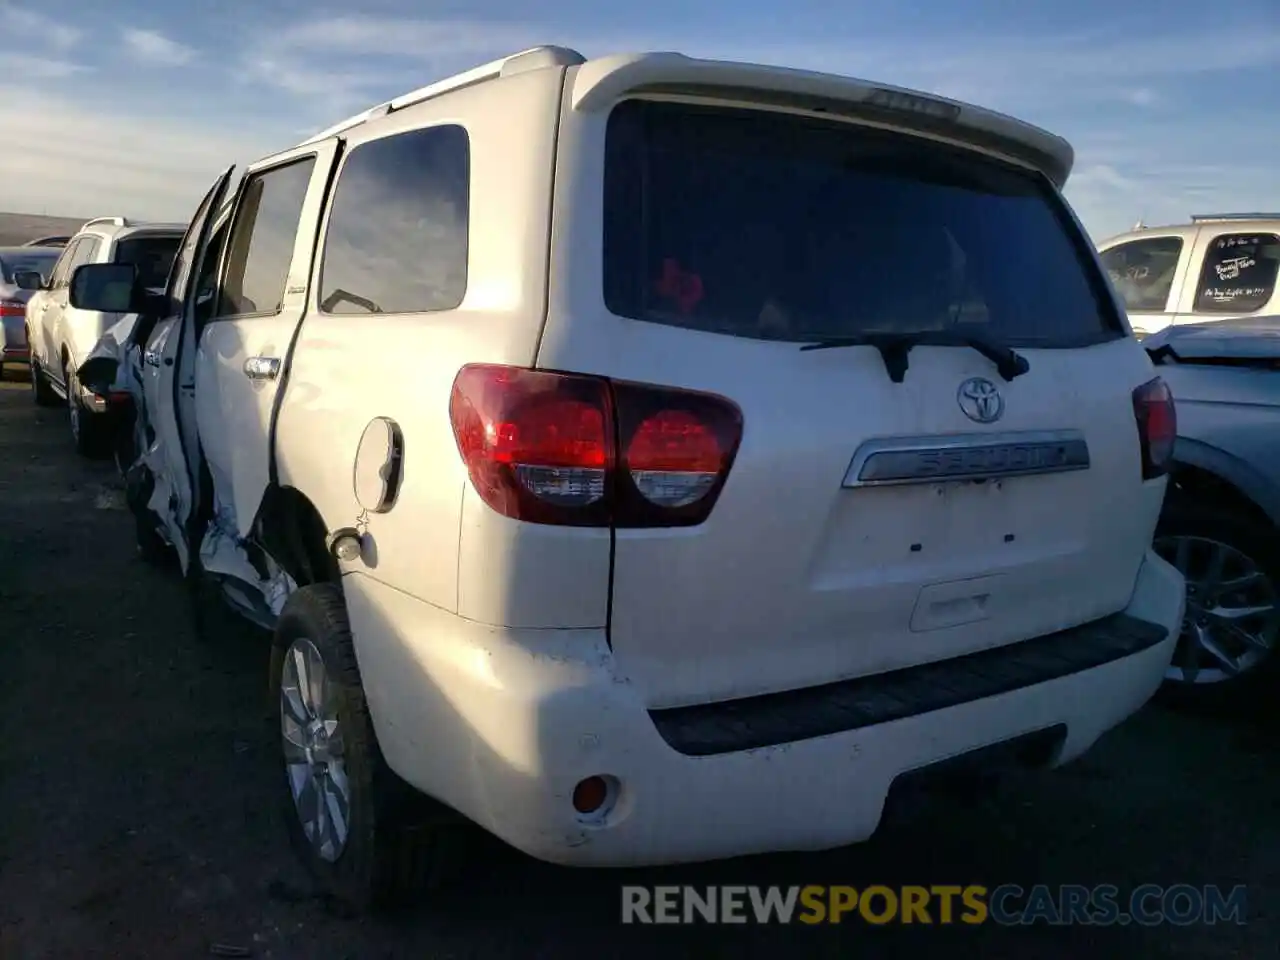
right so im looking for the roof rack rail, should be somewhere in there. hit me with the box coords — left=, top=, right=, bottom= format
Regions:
left=1190, top=212, right=1280, bottom=223
left=81, top=216, right=129, bottom=229
left=297, top=45, right=586, bottom=146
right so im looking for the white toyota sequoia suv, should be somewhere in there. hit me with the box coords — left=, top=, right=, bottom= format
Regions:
left=68, top=47, right=1185, bottom=910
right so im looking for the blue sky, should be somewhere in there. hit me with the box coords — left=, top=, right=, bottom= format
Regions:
left=1, top=0, right=1276, bottom=241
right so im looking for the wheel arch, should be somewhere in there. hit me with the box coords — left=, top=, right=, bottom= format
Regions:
left=256, top=484, right=342, bottom=588
left=1168, top=439, right=1280, bottom=531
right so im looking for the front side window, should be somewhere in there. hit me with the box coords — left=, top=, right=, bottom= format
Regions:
left=318, top=124, right=470, bottom=315
left=217, top=158, right=316, bottom=318
left=56, top=238, right=100, bottom=290
left=603, top=100, right=1122, bottom=347
left=1099, top=236, right=1184, bottom=313
left=1193, top=233, right=1280, bottom=314
left=49, top=238, right=85, bottom=289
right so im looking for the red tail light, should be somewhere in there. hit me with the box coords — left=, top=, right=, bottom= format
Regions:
left=449, top=364, right=743, bottom=527
left=0, top=300, right=26, bottom=317
left=1132, top=376, right=1176, bottom=480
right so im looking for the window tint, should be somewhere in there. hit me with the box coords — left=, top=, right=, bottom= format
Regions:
left=114, top=235, right=181, bottom=290
left=218, top=158, right=316, bottom=317
left=1099, top=236, right=1183, bottom=313
left=603, top=101, right=1120, bottom=347
left=318, top=124, right=469, bottom=315
left=1193, top=233, right=1279, bottom=314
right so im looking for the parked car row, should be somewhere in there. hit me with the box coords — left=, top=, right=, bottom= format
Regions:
left=7, top=46, right=1274, bottom=915
left=14, top=216, right=185, bottom=457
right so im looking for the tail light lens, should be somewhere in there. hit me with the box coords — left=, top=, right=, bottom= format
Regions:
left=0, top=300, right=26, bottom=317
left=1132, top=376, right=1176, bottom=480
left=449, top=364, right=743, bottom=527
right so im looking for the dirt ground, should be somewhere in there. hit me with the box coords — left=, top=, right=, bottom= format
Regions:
left=0, top=369, right=1276, bottom=959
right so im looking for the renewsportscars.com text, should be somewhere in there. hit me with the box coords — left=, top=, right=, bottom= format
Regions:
left=621, top=884, right=1248, bottom=926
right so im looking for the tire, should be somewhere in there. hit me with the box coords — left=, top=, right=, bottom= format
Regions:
left=64, top=361, right=106, bottom=458
left=135, top=511, right=170, bottom=566
left=29, top=351, right=58, bottom=407
left=270, top=583, right=456, bottom=912
left=1153, top=498, right=1280, bottom=711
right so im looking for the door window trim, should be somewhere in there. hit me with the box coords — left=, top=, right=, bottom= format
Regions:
left=208, top=153, right=320, bottom=324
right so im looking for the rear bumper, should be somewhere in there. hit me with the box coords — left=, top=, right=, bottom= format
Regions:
left=347, top=549, right=1183, bottom=868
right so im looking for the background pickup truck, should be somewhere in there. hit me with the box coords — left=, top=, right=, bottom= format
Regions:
left=1098, top=213, right=1280, bottom=338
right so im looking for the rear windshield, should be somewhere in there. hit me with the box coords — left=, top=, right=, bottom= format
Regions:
left=602, top=100, right=1122, bottom=347
left=114, top=235, right=181, bottom=290
left=0, top=251, right=59, bottom=283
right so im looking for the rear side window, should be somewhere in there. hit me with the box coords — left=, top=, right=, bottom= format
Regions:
left=318, top=124, right=469, bottom=315
left=114, top=235, right=181, bottom=290
left=1099, top=236, right=1183, bottom=313
left=1193, top=233, right=1279, bottom=314
left=603, top=100, right=1121, bottom=347
left=218, top=158, right=316, bottom=318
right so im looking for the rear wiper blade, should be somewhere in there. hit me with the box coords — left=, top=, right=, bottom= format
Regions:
left=800, top=332, right=1030, bottom=384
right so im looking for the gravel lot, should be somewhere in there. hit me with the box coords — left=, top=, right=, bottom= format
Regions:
left=0, top=370, right=1276, bottom=959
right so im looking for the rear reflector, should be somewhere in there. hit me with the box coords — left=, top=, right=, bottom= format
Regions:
left=1132, top=376, right=1175, bottom=480
left=449, top=365, right=743, bottom=527
left=0, top=300, right=25, bottom=317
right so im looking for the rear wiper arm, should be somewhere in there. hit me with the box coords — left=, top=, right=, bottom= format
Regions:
left=958, top=336, right=1030, bottom=382
left=800, top=332, right=1030, bottom=384
left=800, top=333, right=915, bottom=382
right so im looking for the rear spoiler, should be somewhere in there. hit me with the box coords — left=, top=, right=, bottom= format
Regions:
left=570, top=53, right=1074, bottom=188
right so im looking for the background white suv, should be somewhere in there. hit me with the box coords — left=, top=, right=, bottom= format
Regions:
left=71, top=46, right=1186, bottom=913
left=22, top=216, right=184, bottom=455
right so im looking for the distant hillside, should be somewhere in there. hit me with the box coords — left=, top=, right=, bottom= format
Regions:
left=0, top=213, right=90, bottom=247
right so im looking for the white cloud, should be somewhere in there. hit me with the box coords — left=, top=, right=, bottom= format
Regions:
left=0, top=1, right=79, bottom=51
left=123, top=28, right=196, bottom=67
left=0, top=87, right=282, bottom=219
left=0, top=53, right=89, bottom=79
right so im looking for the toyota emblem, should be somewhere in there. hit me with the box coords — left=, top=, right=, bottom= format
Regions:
left=957, top=377, right=1004, bottom=424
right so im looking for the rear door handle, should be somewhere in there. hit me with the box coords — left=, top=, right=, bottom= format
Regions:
left=243, top=356, right=280, bottom=381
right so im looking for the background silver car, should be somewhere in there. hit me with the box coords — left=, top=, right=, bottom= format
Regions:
left=1145, top=316, right=1280, bottom=708
left=0, top=246, right=61, bottom=366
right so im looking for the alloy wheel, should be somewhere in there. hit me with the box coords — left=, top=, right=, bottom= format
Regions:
left=1154, top=534, right=1279, bottom=684
left=280, top=637, right=352, bottom=862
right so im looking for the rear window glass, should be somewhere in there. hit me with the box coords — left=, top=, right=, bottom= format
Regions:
left=114, top=235, right=181, bottom=290
left=0, top=251, right=59, bottom=283
left=602, top=100, right=1121, bottom=347
left=1193, top=233, right=1279, bottom=314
